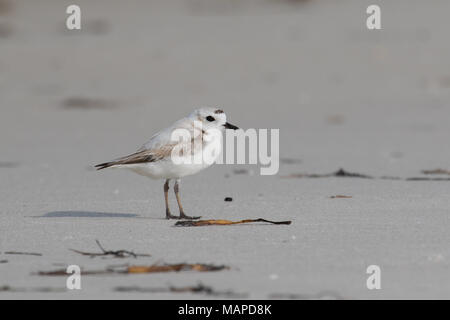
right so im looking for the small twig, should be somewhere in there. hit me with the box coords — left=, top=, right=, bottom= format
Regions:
left=70, top=240, right=150, bottom=259
left=95, top=239, right=108, bottom=253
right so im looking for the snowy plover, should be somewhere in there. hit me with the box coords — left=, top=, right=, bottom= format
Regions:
left=95, top=108, right=239, bottom=220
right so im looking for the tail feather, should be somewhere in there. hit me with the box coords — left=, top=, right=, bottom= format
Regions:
left=94, top=162, right=116, bottom=170
left=95, top=149, right=158, bottom=170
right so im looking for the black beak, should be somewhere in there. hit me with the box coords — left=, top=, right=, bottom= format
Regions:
left=224, top=122, right=239, bottom=130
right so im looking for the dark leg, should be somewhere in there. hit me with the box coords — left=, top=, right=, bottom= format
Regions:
left=174, top=179, right=201, bottom=220
left=164, top=179, right=179, bottom=219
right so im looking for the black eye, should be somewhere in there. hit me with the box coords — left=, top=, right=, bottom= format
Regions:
left=206, top=116, right=215, bottom=122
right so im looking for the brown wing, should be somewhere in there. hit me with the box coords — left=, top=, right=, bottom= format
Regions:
left=95, top=144, right=176, bottom=170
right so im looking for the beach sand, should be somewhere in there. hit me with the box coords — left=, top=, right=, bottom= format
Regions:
left=0, top=0, right=449, bottom=299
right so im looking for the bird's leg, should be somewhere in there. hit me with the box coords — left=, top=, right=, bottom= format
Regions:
left=164, top=179, right=179, bottom=219
left=174, top=179, right=201, bottom=220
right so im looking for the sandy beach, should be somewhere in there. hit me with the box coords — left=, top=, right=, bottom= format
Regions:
left=0, top=0, right=449, bottom=299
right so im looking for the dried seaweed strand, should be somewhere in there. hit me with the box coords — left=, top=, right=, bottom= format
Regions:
left=175, top=218, right=291, bottom=227
left=36, top=263, right=228, bottom=276
left=114, top=282, right=246, bottom=298
left=4, top=251, right=42, bottom=256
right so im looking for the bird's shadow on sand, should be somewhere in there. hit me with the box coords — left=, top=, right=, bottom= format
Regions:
left=36, top=211, right=162, bottom=220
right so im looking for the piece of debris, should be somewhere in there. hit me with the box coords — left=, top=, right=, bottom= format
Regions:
left=61, top=97, right=117, bottom=110
left=330, top=195, right=352, bottom=199
left=36, top=269, right=108, bottom=276
left=224, top=197, right=233, bottom=202
left=280, top=158, right=302, bottom=165
left=36, top=263, right=229, bottom=276
left=422, top=169, right=450, bottom=175
left=0, top=285, right=66, bottom=293
left=0, top=285, right=13, bottom=292
left=0, top=260, right=8, bottom=264
left=4, top=251, right=42, bottom=256
left=333, top=168, right=372, bottom=178
left=175, top=218, right=292, bottom=227
left=127, top=263, right=228, bottom=274
left=233, top=169, right=254, bottom=175
left=282, top=168, right=373, bottom=179
left=282, top=168, right=450, bottom=181
left=114, top=282, right=246, bottom=298
left=406, top=177, right=450, bottom=181
left=0, top=161, right=19, bottom=168
left=326, top=114, right=345, bottom=125
left=269, top=290, right=344, bottom=300
left=380, top=176, right=402, bottom=180
left=70, top=240, right=150, bottom=259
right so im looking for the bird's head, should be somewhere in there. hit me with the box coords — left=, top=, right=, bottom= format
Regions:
left=189, top=107, right=239, bottom=131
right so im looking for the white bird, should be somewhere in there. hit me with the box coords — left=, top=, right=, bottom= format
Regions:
left=95, top=108, right=239, bottom=220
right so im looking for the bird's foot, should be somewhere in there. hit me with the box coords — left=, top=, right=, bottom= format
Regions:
left=166, top=210, right=181, bottom=220
left=179, top=212, right=201, bottom=220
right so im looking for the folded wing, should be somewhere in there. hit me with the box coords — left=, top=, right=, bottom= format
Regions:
left=95, top=144, right=176, bottom=170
